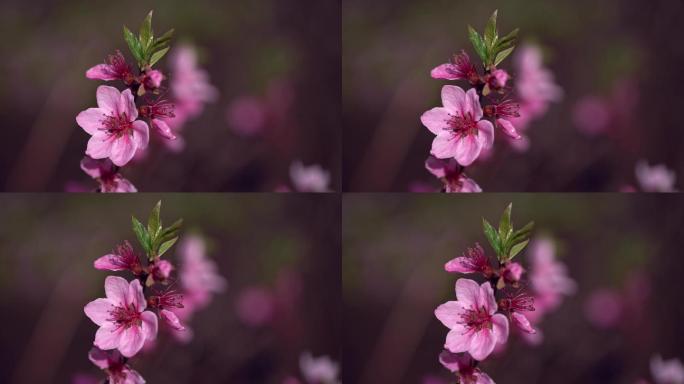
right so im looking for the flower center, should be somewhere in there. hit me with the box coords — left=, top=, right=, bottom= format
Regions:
left=101, top=113, right=132, bottom=138
left=461, top=306, right=492, bottom=331
left=109, top=304, right=141, bottom=329
left=448, top=113, right=478, bottom=137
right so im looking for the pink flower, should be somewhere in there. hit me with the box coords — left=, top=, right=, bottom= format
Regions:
left=93, top=241, right=142, bottom=274
left=435, top=279, right=509, bottom=361
left=583, top=288, right=623, bottom=329
left=83, top=276, right=158, bottom=357
left=636, top=161, right=677, bottom=192
left=148, top=288, right=186, bottom=331
left=235, top=286, right=275, bottom=327
left=149, top=259, right=173, bottom=282
left=290, top=161, right=331, bottom=192
left=651, top=356, right=684, bottom=384
left=85, top=51, right=133, bottom=84
left=80, top=156, right=137, bottom=193
left=76, top=86, right=149, bottom=166
left=142, top=70, right=164, bottom=91
left=572, top=95, right=611, bottom=136
left=439, top=351, right=495, bottom=384
left=226, top=96, right=267, bottom=137
left=514, top=44, right=562, bottom=119
left=498, top=290, right=536, bottom=334
left=486, top=99, right=521, bottom=140
left=431, top=51, right=479, bottom=83
left=179, top=235, right=227, bottom=308
left=528, top=238, right=576, bottom=313
left=299, top=352, right=340, bottom=384
left=88, top=347, right=145, bottom=384
left=139, top=98, right=177, bottom=140
left=421, top=85, right=494, bottom=166
left=169, top=45, right=218, bottom=118
left=501, top=262, right=524, bottom=284
left=444, top=243, right=492, bottom=275
left=425, top=156, right=482, bottom=193
left=488, top=69, right=509, bottom=89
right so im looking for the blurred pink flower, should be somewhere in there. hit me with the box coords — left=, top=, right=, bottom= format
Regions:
left=80, top=156, right=137, bottom=193
left=179, top=235, right=227, bottom=309
left=290, top=161, right=332, bottom=192
left=439, top=351, right=495, bottom=384
left=431, top=50, right=478, bottom=83
left=299, top=352, right=340, bottom=384
left=528, top=237, right=576, bottom=313
left=421, top=85, right=494, bottom=166
left=425, top=156, right=482, bottom=193
left=85, top=51, right=133, bottom=84
left=226, top=96, right=267, bottom=136
left=635, top=161, right=677, bottom=192
left=83, top=276, right=158, bottom=358
left=572, top=95, right=611, bottom=136
left=584, top=288, right=623, bottom=329
left=235, top=286, right=275, bottom=327
left=444, top=243, right=492, bottom=275
left=88, top=347, right=145, bottom=384
left=93, top=241, right=141, bottom=273
left=76, top=86, right=149, bottom=166
left=435, top=279, right=509, bottom=361
left=651, top=355, right=684, bottom=384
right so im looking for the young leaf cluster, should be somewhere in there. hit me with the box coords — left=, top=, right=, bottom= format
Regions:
left=482, top=203, right=533, bottom=263
left=131, top=200, right=183, bottom=261
left=123, top=10, right=174, bottom=69
left=467, top=10, right=519, bottom=69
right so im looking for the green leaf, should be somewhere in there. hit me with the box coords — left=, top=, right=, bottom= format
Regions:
left=153, top=28, right=174, bottom=50
left=482, top=218, right=501, bottom=256
left=157, top=236, right=178, bottom=257
left=131, top=216, right=150, bottom=254
left=498, top=203, right=513, bottom=242
left=149, top=46, right=170, bottom=67
left=495, top=28, right=519, bottom=50
left=467, top=25, right=488, bottom=64
left=139, top=10, right=154, bottom=53
left=494, top=46, right=515, bottom=66
left=147, top=200, right=162, bottom=242
left=123, top=26, right=143, bottom=64
left=484, top=9, right=498, bottom=50
left=508, top=239, right=530, bottom=260
left=159, top=218, right=183, bottom=240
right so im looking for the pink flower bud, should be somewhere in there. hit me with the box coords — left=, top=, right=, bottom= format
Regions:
left=144, top=70, right=164, bottom=89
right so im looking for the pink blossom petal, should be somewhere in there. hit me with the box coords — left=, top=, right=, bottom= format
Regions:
left=96, top=86, right=121, bottom=115
left=512, top=312, right=535, bottom=334
left=431, top=133, right=459, bottom=159
left=476, top=372, right=495, bottom=384
left=421, top=107, right=451, bottom=135
left=445, top=325, right=472, bottom=353
left=441, top=85, right=467, bottom=115
left=458, top=176, right=482, bottom=193
left=455, top=279, right=481, bottom=308
left=114, top=177, right=137, bottom=193
left=453, top=134, right=482, bottom=166
left=476, top=120, right=495, bottom=150
left=94, top=324, right=122, bottom=350
left=86, top=132, right=113, bottom=160
left=497, top=118, right=521, bottom=139
left=93, top=254, right=127, bottom=271
left=109, top=134, right=137, bottom=167
left=160, top=309, right=184, bottom=331
left=479, top=282, right=497, bottom=313
left=123, top=368, right=146, bottom=384
left=128, top=279, right=146, bottom=311
left=86, top=64, right=117, bottom=81
left=469, top=328, right=496, bottom=361
left=140, top=311, right=159, bottom=340
left=76, top=108, right=107, bottom=135
left=434, top=301, right=465, bottom=328
left=444, top=257, right=476, bottom=273
left=131, top=120, right=150, bottom=150
left=118, top=325, right=145, bottom=357
left=465, top=88, right=482, bottom=120
left=152, top=119, right=176, bottom=140
left=431, top=63, right=461, bottom=80
left=84, top=298, right=116, bottom=326
left=104, top=276, right=130, bottom=307
left=87, top=347, right=111, bottom=369
left=120, top=89, right=138, bottom=120
left=491, top=313, right=510, bottom=342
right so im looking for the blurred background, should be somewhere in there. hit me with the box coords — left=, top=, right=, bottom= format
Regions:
left=343, top=194, right=684, bottom=383
left=343, top=0, right=684, bottom=191
left=0, top=194, right=340, bottom=383
left=0, top=0, right=340, bottom=191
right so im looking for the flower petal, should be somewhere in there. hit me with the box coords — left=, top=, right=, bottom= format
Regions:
left=141, top=311, right=159, bottom=341
left=512, top=312, right=535, bottom=334
left=123, top=368, right=146, bottom=384
left=453, top=134, right=483, bottom=166
left=468, top=328, right=496, bottom=361
left=445, top=325, right=472, bottom=353
left=128, top=279, right=146, bottom=311
left=152, top=118, right=176, bottom=140
left=120, top=89, right=138, bottom=120
left=435, top=301, right=465, bottom=328
left=93, top=254, right=126, bottom=271
left=477, top=120, right=495, bottom=150
left=84, top=298, right=115, bottom=326
left=441, top=85, right=467, bottom=115
left=104, top=276, right=130, bottom=307
left=455, top=278, right=481, bottom=308
left=118, top=325, right=145, bottom=358
left=87, top=347, right=112, bottom=369
left=160, top=309, right=185, bottom=331
left=497, top=118, right=521, bottom=139
left=76, top=108, right=107, bottom=135
left=420, top=107, right=452, bottom=135
left=475, top=372, right=495, bottom=384
left=109, top=134, right=137, bottom=167
left=86, top=64, right=117, bottom=81
left=132, top=120, right=150, bottom=150
left=431, top=63, right=462, bottom=80
left=445, top=257, right=477, bottom=273
left=431, top=133, right=459, bottom=159
left=465, top=88, right=482, bottom=120
left=96, top=86, right=122, bottom=115
left=94, top=324, right=123, bottom=350
left=86, top=132, right=113, bottom=160
left=479, top=282, right=497, bottom=313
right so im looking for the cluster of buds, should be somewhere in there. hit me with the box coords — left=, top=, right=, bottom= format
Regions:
left=421, top=10, right=522, bottom=192
left=75, top=11, right=177, bottom=193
